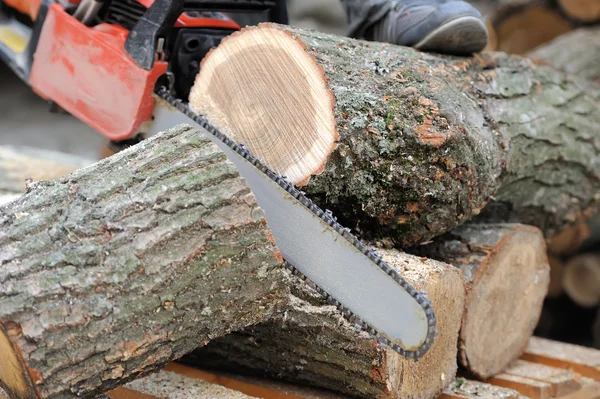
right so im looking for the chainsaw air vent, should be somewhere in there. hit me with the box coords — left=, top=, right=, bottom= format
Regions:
left=104, top=0, right=146, bottom=30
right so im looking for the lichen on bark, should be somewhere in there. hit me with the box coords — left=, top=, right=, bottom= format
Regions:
left=281, top=26, right=600, bottom=245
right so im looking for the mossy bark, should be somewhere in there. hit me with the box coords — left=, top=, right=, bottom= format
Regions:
left=183, top=251, right=466, bottom=399
left=0, top=126, right=286, bottom=399
left=199, top=24, right=600, bottom=247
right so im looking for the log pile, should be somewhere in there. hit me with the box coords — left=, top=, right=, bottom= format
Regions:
left=0, top=15, right=599, bottom=399
left=470, top=0, right=600, bottom=54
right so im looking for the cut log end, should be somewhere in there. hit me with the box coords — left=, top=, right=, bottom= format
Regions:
left=460, top=225, right=549, bottom=378
left=563, top=254, right=600, bottom=307
left=558, top=0, right=600, bottom=22
left=494, top=5, right=574, bottom=54
left=190, top=24, right=337, bottom=186
left=379, top=250, right=466, bottom=398
left=0, top=324, right=37, bottom=399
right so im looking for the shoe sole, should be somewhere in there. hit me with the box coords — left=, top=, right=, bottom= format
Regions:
left=414, top=16, right=488, bottom=55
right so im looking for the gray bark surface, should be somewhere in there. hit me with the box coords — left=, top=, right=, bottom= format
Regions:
left=196, top=24, right=600, bottom=247
left=0, top=126, right=285, bottom=399
left=528, top=27, right=600, bottom=85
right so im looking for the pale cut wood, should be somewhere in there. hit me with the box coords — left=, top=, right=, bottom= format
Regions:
left=0, top=126, right=286, bottom=399
left=413, top=224, right=550, bottom=378
left=486, top=373, right=552, bottom=399
left=440, top=379, right=524, bottom=399
left=559, top=377, right=600, bottom=399
left=186, top=251, right=466, bottom=399
left=191, top=23, right=600, bottom=247
left=522, top=337, right=600, bottom=381
left=190, top=26, right=338, bottom=187
left=547, top=222, right=591, bottom=257
left=557, top=0, right=600, bottom=22
left=505, top=360, right=582, bottom=397
left=562, top=254, right=600, bottom=307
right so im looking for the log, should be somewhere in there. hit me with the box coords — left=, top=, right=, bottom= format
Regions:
left=0, top=125, right=287, bottom=399
left=562, top=253, right=600, bottom=307
left=557, top=0, right=600, bottom=23
left=491, top=3, right=575, bottom=54
left=184, top=250, right=466, bottom=399
left=528, top=27, right=600, bottom=86
left=189, top=23, right=600, bottom=247
left=411, top=223, right=550, bottom=378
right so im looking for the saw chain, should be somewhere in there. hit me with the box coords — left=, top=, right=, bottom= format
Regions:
left=155, top=86, right=437, bottom=360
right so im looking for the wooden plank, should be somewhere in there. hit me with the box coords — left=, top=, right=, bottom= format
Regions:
left=163, top=363, right=304, bottom=399
left=558, top=377, right=600, bottom=399
left=487, top=374, right=553, bottom=399
left=441, top=379, right=525, bottom=399
left=505, top=360, right=582, bottom=397
left=522, top=337, right=600, bottom=381
left=120, top=369, right=256, bottom=399
left=106, top=387, right=161, bottom=399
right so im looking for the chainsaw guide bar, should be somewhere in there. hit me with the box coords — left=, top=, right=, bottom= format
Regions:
left=153, top=86, right=438, bottom=359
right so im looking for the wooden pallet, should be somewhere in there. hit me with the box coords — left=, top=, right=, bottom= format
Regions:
left=1, top=337, right=598, bottom=399
left=102, top=337, right=600, bottom=399
left=112, top=337, right=600, bottom=399
left=443, top=337, right=600, bottom=399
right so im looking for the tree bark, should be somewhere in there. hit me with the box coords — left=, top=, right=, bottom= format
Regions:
left=0, top=125, right=286, bottom=399
left=190, top=23, right=600, bottom=247
left=183, top=250, right=466, bottom=399
left=527, top=27, right=600, bottom=86
left=411, top=224, right=550, bottom=378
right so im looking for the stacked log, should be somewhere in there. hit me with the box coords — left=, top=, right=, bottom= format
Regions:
left=470, top=0, right=600, bottom=54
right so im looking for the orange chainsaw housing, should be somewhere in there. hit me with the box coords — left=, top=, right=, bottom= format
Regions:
left=26, top=2, right=239, bottom=141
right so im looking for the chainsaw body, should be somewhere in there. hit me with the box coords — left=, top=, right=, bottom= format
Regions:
left=0, top=0, right=286, bottom=140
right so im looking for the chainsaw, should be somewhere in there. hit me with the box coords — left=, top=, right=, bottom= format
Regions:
left=0, top=0, right=437, bottom=359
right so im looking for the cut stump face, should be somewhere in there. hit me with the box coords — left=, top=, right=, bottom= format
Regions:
left=190, top=24, right=338, bottom=186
